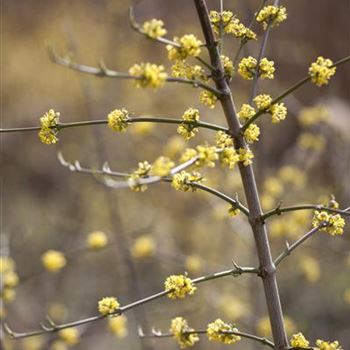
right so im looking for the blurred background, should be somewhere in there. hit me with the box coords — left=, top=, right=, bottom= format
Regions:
left=1, top=0, right=350, bottom=349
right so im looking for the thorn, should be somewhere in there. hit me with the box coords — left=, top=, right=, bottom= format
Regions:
left=40, top=322, right=54, bottom=331
left=45, top=315, right=57, bottom=328
left=98, top=60, right=108, bottom=75
left=3, top=323, right=15, bottom=337
left=102, top=162, right=111, bottom=173
left=137, top=325, right=145, bottom=337
left=74, top=160, right=82, bottom=171
left=57, top=151, right=68, bottom=166
left=152, top=327, right=162, bottom=336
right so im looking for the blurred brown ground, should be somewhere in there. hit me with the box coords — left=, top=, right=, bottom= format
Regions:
left=2, top=1, right=350, bottom=349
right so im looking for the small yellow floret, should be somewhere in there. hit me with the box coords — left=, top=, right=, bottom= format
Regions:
left=316, top=339, right=342, bottom=350
left=164, top=274, right=196, bottom=299
left=172, top=171, right=203, bottom=192
left=243, top=123, right=260, bottom=143
left=270, top=103, right=287, bottom=123
left=107, top=108, right=129, bottom=132
left=142, top=19, right=167, bottom=39
left=219, top=148, right=240, bottom=169
left=199, top=90, right=218, bottom=108
left=238, top=147, right=254, bottom=166
left=38, top=109, right=60, bottom=144
left=238, top=56, right=257, bottom=80
left=312, top=210, right=345, bottom=236
left=150, top=156, right=175, bottom=176
left=59, top=327, right=80, bottom=346
left=309, top=57, right=336, bottom=87
left=98, top=297, right=120, bottom=316
left=171, top=60, right=207, bottom=81
left=131, top=235, right=155, bottom=258
left=238, top=104, right=256, bottom=121
left=254, top=94, right=272, bottom=110
left=108, top=315, right=128, bottom=338
left=256, top=5, right=287, bottom=29
left=129, top=63, right=167, bottom=88
left=128, top=161, right=152, bottom=192
left=215, top=131, right=234, bottom=148
left=87, top=231, right=108, bottom=250
left=195, top=144, right=218, bottom=168
left=290, top=332, right=310, bottom=348
left=220, top=55, right=234, bottom=76
left=42, top=250, right=66, bottom=273
left=259, top=58, right=275, bottom=79
left=167, top=34, right=202, bottom=60
left=177, top=108, right=200, bottom=140
left=207, top=319, right=241, bottom=344
left=170, top=317, right=199, bottom=348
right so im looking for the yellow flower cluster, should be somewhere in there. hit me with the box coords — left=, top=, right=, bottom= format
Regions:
left=220, top=55, right=234, bottom=76
left=290, top=332, right=310, bottom=348
left=298, top=132, right=326, bottom=151
left=171, top=60, right=207, bottom=81
left=108, top=315, right=128, bottom=338
left=238, top=57, right=275, bottom=80
left=107, top=108, right=129, bottom=132
left=270, top=103, right=288, bottom=123
left=254, top=94, right=273, bottom=110
left=38, top=109, right=60, bottom=144
left=98, top=297, right=120, bottom=316
left=128, top=161, right=152, bottom=192
left=209, top=11, right=256, bottom=41
left=243, top=123, right=260, bottom=143
left=164, top=274, right=197, bottom=299
left=129, top=63, right=167, bottom=88
left=177, top=108, right=200, bottom=140
left=256, top=5, right=288, bottom=29
left=215, top=131, right=240, bottom=168
left=215, top=131, right=233, bottom=148
left=278, top=165, right=306, bottom=189
left=299, top=256, right=321, bottom=283
left=41, top=250, right=66, bottom=273
left=170, top=317, right=199, bottom=348
left=87, top=231, right=108, bottom=250
left=131, top=235, right=155, bottom=258
left=151, top=156, right=175, bottom=176
left=199, top=90, right=218, bottom=108
left=238, top=104, right=256, bottom=121
left=179, top=148, right=198, bottom=163
left=167, top=34, right=202, bottom=60
left=298, top=105, right=329, bottom=127
left=0, top=256, right=19, bottom=304
left=196, top=144, right=218, bottom=168
left=172, top=171, right=203, bottom=192
left=59, top=328, right=80, bottom=346
left=309, top=57, right=336, bottom=87
left=141, top=19, right=167, bottom=39
left=316, top=339, right=342, bottom=350
left=206, top=319, right=241, bottom=344
left=238, top=147, right=254, bottom=166
left=312, top=210, right=345, bottom=236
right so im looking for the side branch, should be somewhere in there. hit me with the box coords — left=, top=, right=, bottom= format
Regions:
left=241, top=55, right=350, bottom=132
left=4, top=266, right=258, bottom=339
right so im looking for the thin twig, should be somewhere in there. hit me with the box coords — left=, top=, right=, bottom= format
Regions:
left=4, top=265, right=257, bottom=339
left=241, top=55, right=350, bottom=132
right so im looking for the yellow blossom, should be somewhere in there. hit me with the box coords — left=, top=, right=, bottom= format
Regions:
left=179, top=148, right=198, bottom=163
left=150, top=156, right=174, bottom=176
left=59, top=328, right=80, bottom=346
left=309, top=57, right=336, bottom=87
left=177, top=108, right=200, bottom=140
left=42, top=250, right=66, bottom=273
left=167, top=34, right=202, bottom=60
left=238, top=104, right=256, bottom=121
left=315, top=339, right=342, bottom=350
left=254, top=94, right=272, bottom=110
left=141, top=19, right=167, bottom=39
left=195, top=144, right=218, bottom=168
left=264, top=177, right=283, bottom=197
left=164, top=136, right=186, bottom=157
left=312, top=211, right=345, bottom=235
left=238, top=147, right=254, bottom=166
left=199, top=90, right=218, bottom=108
left=2, top=287, right=16, bottom=303
left=278, top=166, right=306, bottom=189
left=170, top=317, right=199, bottom=348
left=38, top=109, right=60, bottom=144
left=298, top=105, right=329, bottom=127
left=172, top=171, right=203, bottom=192
left=3, top=271, right=19, bottom=288
left=215, top=131, right=234, bottom=148
left=108, top=315, right=128, bottom=338
left=243, top=123, right=260, bottom=143
left=270, top=103, right=287, bottom=123
left=21, top=336, right=45, bottom=350
left=50, top=340, right=68, bottom=350
left=107, top=108, right=129, bottom=132
left=299, top=256, right=320, bottom=283
left=290, top=332, right=310, bottom=348
left=0, top=256, right=15, bottom=273
left=128, top=161, right=152, bottom=192
left=98, top=297, right=120, bottom=316
left=259, top=58, right=275, bottom=79
left=298, top=133, right=326, bottom=151
left=219, top=147, right=240, bottom=168
left=164, top=274, right=196, bottom=299
left=207, top=319, right=241, bottom=344
left=87, top=231, right=108, bottom=250
left=238, top=56, right=257, bottom=80
left=171, top=60, right=207, bottom=81
left=129, top=63, right=167, bottom=88
left=220, top=55, right=234, bottom=76
left=131, top=235, right=155, bottom=258
left=256, top=5, right=287, bottom=29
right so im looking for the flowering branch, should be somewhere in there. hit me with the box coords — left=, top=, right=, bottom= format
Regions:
left=241, top=55, right=350, bottom=132
left=262, top=204, right=350, bottom=221
left=3, top=265, right=258, bottom=339
left=48, top=46, right=222, bottom=96
left=0, top=116, right=227, bottom=134
left=138, top=327, right=275, bottom=348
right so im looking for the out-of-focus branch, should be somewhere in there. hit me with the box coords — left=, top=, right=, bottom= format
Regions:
left=3, top=264, right=257, bottom=339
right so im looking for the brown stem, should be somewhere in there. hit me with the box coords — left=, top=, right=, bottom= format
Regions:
left=193, top=1, right=288, bottom=349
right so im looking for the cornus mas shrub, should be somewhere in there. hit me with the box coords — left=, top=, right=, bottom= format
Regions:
left=1, top=1, right=349, bottom=350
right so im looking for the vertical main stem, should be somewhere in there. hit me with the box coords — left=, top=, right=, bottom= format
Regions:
left=193, top=1, right=288, bottom=349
